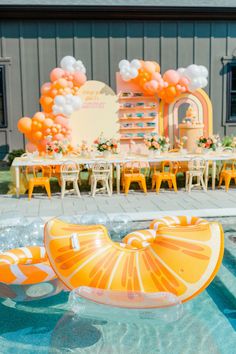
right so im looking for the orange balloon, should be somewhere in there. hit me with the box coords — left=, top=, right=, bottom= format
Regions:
left=40, top=96, right=54, bottom=113
left=17, top=117, right=32, bottom=134
left=32, top=131, right=43, bottom=140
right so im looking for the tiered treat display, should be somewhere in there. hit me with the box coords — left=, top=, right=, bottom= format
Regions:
left=179, top=105, right=204, bottom=152
left=118, top=92, right=159, bottom=148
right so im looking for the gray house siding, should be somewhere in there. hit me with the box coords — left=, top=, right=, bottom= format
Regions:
left=0, top=19, right=236, bottom=156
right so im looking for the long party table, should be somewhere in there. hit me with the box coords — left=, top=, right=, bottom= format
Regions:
left=12, top=151, right=236, bottom=198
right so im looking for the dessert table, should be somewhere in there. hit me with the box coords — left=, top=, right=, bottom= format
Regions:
left=12, top=151, right=236, bottom=198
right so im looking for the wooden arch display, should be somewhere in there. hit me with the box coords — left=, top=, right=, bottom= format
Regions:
left=160, top=89, right=213, bottom=145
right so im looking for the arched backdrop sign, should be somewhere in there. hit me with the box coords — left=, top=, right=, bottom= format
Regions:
left=70, top=80, right=119, bottom=146
left=160, top=89, right=213, bottom=144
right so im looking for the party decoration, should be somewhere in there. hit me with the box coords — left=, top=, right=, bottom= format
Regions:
left=18, top=55, right=87, bottom=153
left=118, top=59, right=208, bottom=103
left=118, top=59, right=141, bottom=81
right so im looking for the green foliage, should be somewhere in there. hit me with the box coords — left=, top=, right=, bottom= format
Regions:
left=7, top=149, right=25, bottom=166
left=221, top=136, right=233, bottom=147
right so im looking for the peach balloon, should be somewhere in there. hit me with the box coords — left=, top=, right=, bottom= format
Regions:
left=73, top=72, right=87, bottom=87
left=54, top=133, right=64, bottom=141
left=152, top=72, right=162, bottom=81
left=33, top=112, right=45, bottom=122
left=50, top=68, right=65, bottom=82
left=41, top=82, right=52, bottom=96
left=17, top=117, right=32, bottom=134
left=55, top=116, right=68, bottom=128
left=163, top=70, right=180, bottom=85
left=179, top=77, right=190, bottom=87
left=45, top=128, right=51, bottom=134
left=58, top=78, right=68, bottom=88
left=43, top=118, right=54, bottom=128
left=144, top=61, right=156, bottom=74
left=26, top=142, right=37, bottom=153
left=152, top=61, right=161, bottom=73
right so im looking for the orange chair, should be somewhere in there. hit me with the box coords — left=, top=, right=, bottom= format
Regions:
left=152, top=161, right=179, bottom=193
left=168, top=148, right=189, bottom=174
left=219, top=160, right=236, bottom=191
left=122, top=161, right=148, bottom=195
left=26, top=165, right=52, bottom=200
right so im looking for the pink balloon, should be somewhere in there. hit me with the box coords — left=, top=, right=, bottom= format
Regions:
left=54, top=133, right=64, bottom=141
left=73, top=72, right=87, bottom=86
left=163, top=70, right=180, bottom=85
left=41, top=82, right=52, bottom=95
left=50, top=68, right=65, bottom=82
left=26, top=142, right=37, bottom=153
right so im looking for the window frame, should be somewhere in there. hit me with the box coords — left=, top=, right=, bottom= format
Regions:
left=0, top=64, right=8, bottom=129
left=227, top=62, right=236, bottom=123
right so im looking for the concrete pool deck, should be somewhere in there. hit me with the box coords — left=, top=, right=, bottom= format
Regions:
left=0, top=188, right=236, bottom=221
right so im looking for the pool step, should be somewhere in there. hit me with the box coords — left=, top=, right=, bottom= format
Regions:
left=215, top=263, right=236, bottom=305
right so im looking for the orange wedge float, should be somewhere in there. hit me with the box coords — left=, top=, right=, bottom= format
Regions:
left=44, top=216, right=224, bottom=303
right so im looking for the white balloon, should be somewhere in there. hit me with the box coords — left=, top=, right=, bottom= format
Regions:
left=54, top=95, right=66, bottom=105
left=120, top=66, right=129, bottom=75
left=119, top=59, right=129, bottom=69
left=131, top=59, right=141, bottom=69
left=185, top=64, right=201, bottom=78
left=52, top=105, right=63, bottom=114
left=199, top=65, right=208, bottom=78
left=60, top=56, right=76, bottom=70
left=201, top=77, right=208, bottom=87
left=64, top=105, right=73, bottom=116
left=129, top=67, right=138, bottom=79
left=73, top=60, right=86, bottom=74
left=177, top=67, right=186, bottom=76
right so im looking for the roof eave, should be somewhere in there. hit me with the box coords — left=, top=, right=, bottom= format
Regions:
left=0, top=5, right=236, bottom=20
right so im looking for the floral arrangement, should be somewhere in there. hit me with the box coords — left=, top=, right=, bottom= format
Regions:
left=144, top=135, right=170, bottom=151
left=94, top=133, right=118, bottom=153
left=46, top=137, right=70, bottom=155
left=197, top=135, right=221, bottom=151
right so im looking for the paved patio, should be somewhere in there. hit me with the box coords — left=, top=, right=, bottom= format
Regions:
left=1, top=188, right=236, bottom=220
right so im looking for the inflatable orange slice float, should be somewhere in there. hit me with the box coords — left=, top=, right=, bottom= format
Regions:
left=44, top=216, right=224, bottom=303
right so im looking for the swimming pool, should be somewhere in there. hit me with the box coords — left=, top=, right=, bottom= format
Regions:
left=0, top=216, right=235, bottom=354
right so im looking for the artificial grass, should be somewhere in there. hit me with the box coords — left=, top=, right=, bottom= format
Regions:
left=0, top=165, right=187, bottom=195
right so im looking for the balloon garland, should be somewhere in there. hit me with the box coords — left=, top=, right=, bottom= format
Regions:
left=118, top=59, right=208, bottom=103
left=18, top=56, right=87, bottom=153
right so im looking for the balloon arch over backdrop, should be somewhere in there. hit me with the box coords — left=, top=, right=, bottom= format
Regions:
left=17, top=56, right=212, bottom=153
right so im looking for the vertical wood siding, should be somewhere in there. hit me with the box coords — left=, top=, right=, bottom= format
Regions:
left=0, top=19, right=236, bottom=152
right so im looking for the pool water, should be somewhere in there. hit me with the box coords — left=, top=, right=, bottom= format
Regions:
left=0, top=217, right=235, bottom=354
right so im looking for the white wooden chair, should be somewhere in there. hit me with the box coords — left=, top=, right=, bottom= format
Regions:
left=60, top=161, right=80, bottom=198
left=185, top=157, right=207, bottom=192
left=91, top=162, right=112, bottom=197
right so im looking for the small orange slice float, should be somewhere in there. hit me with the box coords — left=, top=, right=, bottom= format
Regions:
left=44, top=216, right=224, bottom=303
left=0, top=246, right=56, bottom=285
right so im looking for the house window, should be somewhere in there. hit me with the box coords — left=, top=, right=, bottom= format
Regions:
left=227, top=63, right=236, bottom=123
left=0, top=65, right=7, bottom=128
